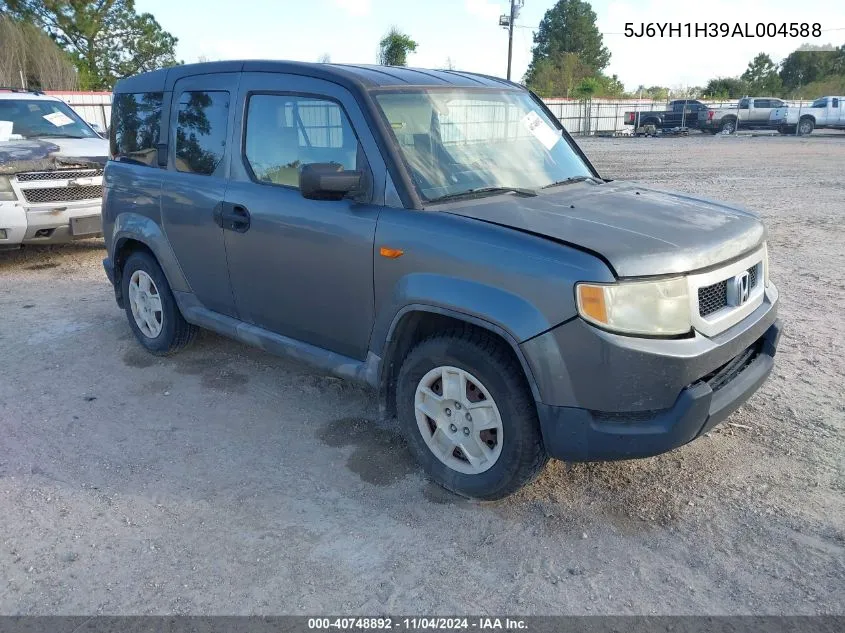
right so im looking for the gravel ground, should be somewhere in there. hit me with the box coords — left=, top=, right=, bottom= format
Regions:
left=0, top=134, right=843, bottom=615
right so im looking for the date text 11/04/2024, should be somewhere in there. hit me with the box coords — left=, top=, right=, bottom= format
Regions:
left=624, top=22, right=822, bottom=37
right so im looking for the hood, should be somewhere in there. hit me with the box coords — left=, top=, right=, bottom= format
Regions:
left=439, top=181, right=765, bottom=277
left=39, top=136, right=109, bottom=162
left=0, top=137, right=108, bottom=174
left=0, top=140, right=60, bottom=167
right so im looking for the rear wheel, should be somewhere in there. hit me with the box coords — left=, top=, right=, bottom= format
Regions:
left=720, top=118, right=736, bottom=134
left=396, top=330, right=548, bottom=500
left=121, top=250, right=197, bottom=355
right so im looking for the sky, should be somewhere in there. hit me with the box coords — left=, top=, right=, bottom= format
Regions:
left=135, top=0, right=845, bottom=91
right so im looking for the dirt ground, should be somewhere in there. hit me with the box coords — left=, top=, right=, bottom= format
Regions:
left=0, top=134, right=843, bottom=615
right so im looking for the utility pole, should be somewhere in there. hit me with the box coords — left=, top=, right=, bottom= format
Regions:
left=499, top=0, right=524, bottom=81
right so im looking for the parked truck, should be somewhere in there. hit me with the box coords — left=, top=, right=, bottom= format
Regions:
left=769, top=96, right=845, bottom=135
left=0, top=88, right=109, bottom=250
left=623, top=99, right=707, bottom=130
left=698, top=97, right=787, bottom=134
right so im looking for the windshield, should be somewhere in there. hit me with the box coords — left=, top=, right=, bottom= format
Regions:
left=0, top=98, right=98, bottom=140
left=375, top=89, right=593, bottom=202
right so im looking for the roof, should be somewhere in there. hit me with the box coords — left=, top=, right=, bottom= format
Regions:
left=0, top=90, right=61, bottom=101
left=114, top=60, right=522, bottom=94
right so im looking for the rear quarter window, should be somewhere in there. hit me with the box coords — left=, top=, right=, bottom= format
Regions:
left=174, top=91, right=229, bottom=175
left=110, top=92, right=164, bottom=167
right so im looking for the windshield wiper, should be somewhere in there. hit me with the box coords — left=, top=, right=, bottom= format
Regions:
left=542, top=175, right=602, bottom=189
left=32, top=133, right=86, bottom=139
left=427, top=186, right=538, bottom=204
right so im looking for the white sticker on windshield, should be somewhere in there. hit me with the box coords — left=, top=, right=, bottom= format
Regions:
left=0, top=120, right=12, bottom=142
left=43, top=111, right=74, bottom=127
left=520, top=111, right=560, bottom=150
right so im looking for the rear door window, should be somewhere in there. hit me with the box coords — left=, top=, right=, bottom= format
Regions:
left=111, top=92, right=163, bottom=167
left=174, top=90, right=230, bottom=175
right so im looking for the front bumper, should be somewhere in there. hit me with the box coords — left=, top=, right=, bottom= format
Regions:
left=0, top=201, right=102, bottom=246
left=522, top=284, right=780, bottom=461
left=536, top=320, right=780, bottom=460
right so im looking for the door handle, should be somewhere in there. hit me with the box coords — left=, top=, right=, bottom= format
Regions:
left=219, top=202, right=251, bottom=233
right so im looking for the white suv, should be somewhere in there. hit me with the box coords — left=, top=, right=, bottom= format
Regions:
left=0, top=89, right=109, bottom=250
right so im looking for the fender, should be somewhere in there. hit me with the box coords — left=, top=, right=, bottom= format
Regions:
left=111, top=211, right=190, bottom=293
left=377, top=302, right=544, bottom=404
left=370, top=272, right=560, bottom=357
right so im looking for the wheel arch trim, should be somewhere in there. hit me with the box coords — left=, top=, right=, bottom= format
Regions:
left=111, top=211, right=190, bottom=294
left=378, top=303, right=543, bottom=404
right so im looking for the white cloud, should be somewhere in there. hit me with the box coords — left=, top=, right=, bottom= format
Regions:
left=333, top=0, right=372, bottom=16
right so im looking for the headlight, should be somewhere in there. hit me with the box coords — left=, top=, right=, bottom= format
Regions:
left=576, top=277, right=691, bottom=336
left=0, top=176, right=15, bottom=201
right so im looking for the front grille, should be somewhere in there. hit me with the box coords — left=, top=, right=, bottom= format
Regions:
left=16, top=168, right=103, bottom=182
left=748, top=264, right=759, bottom=289
left=21, top=185, right=103, bottom=204
left=701, top=339, right=763, bottom=392
left=697, top=264, right=760, bottom=318
left=698, top=280, right=728, bottom=317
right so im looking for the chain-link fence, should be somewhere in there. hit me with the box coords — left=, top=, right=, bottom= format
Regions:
left=543, top=98, right=817, bottom=136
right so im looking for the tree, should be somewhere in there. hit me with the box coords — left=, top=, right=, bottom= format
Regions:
left=596, top=73, right=625, bottom=97
left=377, top=27, right=417, bottom=67
left=2, top=0, right=179, bottom=90
left=643, top=85, right=670, bottom=100
left=671, top=85, right=703, bottom=99
left=316, top=53, right=331, bottom=63
left=779, top=45, right=837, bottom=92
left=574, top=76, right=599, bottom=99
left=0, top=14, right=78, bottom=89
left=741, top=53, right=782, bottom=95
left=527, top=51, right=592, bottom=97
left=524, top=0, right=609, bottom=87
left=703, top=77, right=747, bottom=99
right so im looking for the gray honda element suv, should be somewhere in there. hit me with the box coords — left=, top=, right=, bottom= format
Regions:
left=102, top=61, right=781, bottom=499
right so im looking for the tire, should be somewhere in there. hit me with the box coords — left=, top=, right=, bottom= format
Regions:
left=719, top=118, right=736, bottom=134
left=121, top=250, right=197, bottom=355
left=798, top=117, right=814, bottom=136
left=396, top=329, right=548, bottom=500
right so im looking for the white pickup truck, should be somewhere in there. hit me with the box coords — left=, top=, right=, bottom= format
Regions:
left=769, top=96, right=845, bottom=135
left=1, top=89, right=108, bottom=250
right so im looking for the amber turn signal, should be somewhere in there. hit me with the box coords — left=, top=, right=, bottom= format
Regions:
left=576, top=284, right=608, bottom=324
left=379, top=247, right=404, bottom=259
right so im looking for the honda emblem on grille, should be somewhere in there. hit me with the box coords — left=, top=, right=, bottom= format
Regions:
left=727, top=271, right=751, bottom=306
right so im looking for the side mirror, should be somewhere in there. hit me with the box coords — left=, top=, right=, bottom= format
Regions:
left=299, top=163, right=362, bottom=201
left=88, top=121, right=106, bottom=137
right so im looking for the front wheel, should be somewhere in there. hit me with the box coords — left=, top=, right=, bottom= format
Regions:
left=396, top=330, right=548, bottom=500
left=798, top=117, right=814, bottom=136
left=121, top=250, right=198, bottom=355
